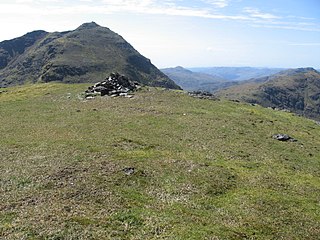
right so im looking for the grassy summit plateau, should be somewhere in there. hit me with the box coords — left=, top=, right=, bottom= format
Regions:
left=0, top=83, right=319, bottom=239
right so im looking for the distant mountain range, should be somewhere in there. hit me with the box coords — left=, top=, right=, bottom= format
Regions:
left=0, top=22, right=179, bottom=89
left=161, top=66, right=235, bottom=92
left=162, top=66, right=320, bottom=120
left=188, top=67, right=285, bottom=81
left=161, top=66, right=288, bottom=92
left=217, top=68, right=320, bottom=120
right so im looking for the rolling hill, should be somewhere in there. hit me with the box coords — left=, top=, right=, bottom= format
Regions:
left=0, top=22, right=179, bottom=89
left=217, top=68, right=320, bottom=120
left=0, top=83, right=319, bottom=239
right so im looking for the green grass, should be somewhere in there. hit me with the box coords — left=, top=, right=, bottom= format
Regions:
left=0, top=83, right=320, bottom=239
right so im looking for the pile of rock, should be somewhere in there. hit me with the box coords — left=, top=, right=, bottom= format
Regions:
left=272, top=134, right=297, bottom=142
left=85, top=72, right=140, bottom=98
left=188, top=91, right=219, bottom=101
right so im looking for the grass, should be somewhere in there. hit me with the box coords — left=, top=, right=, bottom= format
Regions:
left=0, top=83, right=320, bottom=239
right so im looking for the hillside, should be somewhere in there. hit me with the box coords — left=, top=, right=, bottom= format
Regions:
left=189, top=67, right=285, bottom=81
left=0, top=83, right=320, bottom=239
left=161, top=66, right=231, bottom=92
left=217, top=68, right=320, bottom=120
left=0, top=22, right=179, bottom=89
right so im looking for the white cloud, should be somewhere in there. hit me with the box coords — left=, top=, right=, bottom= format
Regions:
left=0, top=0, right=318, bottom=33
left=243, top=7, right=280, bottom=20
left=15, top=0, right=35, bottom=2
left=239, top=7, right=320, bottom=32
left=15, top=0, right=63, bottom=2
left=206, top=46, right=226, bottom=52
left=0, top=3, right=42, bottom=15
left=204, top=0, right=229, bottom=8
left=101, top=0, right=155, bottom=7
left=250, top=23, right=320, bottom=32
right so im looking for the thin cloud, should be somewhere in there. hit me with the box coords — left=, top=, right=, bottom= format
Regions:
left=250, top=23, right=320, bottom=32
left=101, top=0, right=155, bottom=7
left=204, top=0, right=229, bottom=8
left=49, top=1, right=249, bottom=20
left=243, top=7, right=280, bottom=20
left=0, top=3, right=42, bottom=15
left=15, top=0, right=35, bottom=2
left=0, top=0, right=318, bottom=32
left=241, top=7, right=320, bottom=32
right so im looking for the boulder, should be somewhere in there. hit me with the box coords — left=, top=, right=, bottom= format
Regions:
left=123, top=167, right=135, bottom=175
left=272, top=134, right=297, bottom=142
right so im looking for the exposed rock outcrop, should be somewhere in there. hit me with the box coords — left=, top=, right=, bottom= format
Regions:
left=188, top=91, right=219, bottom=100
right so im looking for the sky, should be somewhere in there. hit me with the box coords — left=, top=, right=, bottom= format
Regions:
left=0, top=0, right=319, bottom=69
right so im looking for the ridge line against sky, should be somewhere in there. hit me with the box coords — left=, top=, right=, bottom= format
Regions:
left=0, top=0, right=319, bottom=68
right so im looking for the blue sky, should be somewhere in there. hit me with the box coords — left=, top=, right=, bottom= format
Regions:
left=0, top=0, right=319, bottom=68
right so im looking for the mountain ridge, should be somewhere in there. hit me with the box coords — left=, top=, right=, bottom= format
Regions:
left=0, top=22, right=180, bottom=89
left=217, top=67, right=320, bottom=120
left=0, top=30, right=48, bottom=70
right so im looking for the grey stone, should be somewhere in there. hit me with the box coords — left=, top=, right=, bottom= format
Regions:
left=123, top=167, right=135, bottom=175
left=85, top=72, right=140, bottom=98
left=188, top=91, right=219, bottom=101
left=272, top=134, right=297, bottom=142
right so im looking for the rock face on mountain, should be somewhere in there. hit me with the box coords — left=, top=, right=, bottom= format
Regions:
left=217, top=68, right=320, bottom=120
left=0, top=22, right=180, bottom=89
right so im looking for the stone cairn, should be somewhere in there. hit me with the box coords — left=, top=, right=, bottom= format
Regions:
left=85, top=72, right=140, bottom=99
left=188, top=90, right=219, bottom=101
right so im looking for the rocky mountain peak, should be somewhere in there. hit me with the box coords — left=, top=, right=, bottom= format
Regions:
left=77, top=22, right=101, bottom=30
left=0, top=22, right=180, bottom=89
